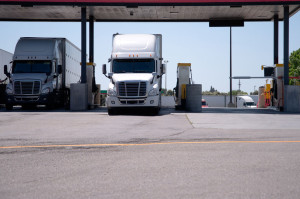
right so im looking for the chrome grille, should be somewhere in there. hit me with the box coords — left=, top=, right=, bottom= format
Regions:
left=118, top=82, right=147, bottom=97
left=14, top=81, right=41, bottom=95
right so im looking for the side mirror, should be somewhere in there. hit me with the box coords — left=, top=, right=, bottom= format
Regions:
left=102, top=64, right=107, bottom=75
left=108, top=72, right=113, bottom=79
left=162, top=64, right=166, bottom=74
left=4, top=65, right=10, bottom=78
left=57, top=65, right=62, bottom=74
left=151, top=72, right=157, bottom=84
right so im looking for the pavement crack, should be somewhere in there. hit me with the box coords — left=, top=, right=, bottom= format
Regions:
left=185, top=114, right=194, bottom=128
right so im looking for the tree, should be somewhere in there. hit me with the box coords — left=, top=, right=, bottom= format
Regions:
left=161, top=88, right=174, bottom=96
left=229, top=90, right=248, bottom=96
left=250, top=90, right=258, bottom=95
left=167, top=90, right=173, bottom=96
left=209, top=86, right=216, bottom=93
left=289, top=48, right=300, bottom=85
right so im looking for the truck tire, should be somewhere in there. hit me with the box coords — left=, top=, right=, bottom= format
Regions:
left=22, top=104, right=36, bottom=110
left=151, top=107, right=160, bottom=116
left=5, top=104, right=13, bottom=111
left=64, top=89, right=70, bottom=110
left=108, top=108, right=116, bottom=115
left=46, top=103, right=54, bottom=110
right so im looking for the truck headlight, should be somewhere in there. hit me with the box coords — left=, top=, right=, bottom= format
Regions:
left=6, top=87, right=13, bottom=94
left=6, top=84, right=13, bottom=94
left=107, top=88, right=117, bottom=96
left=41, top=87, right=50, bottom=94
left=149, top=88, right=158, bottom=96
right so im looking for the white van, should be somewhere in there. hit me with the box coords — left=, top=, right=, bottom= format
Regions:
left=236, top=96, right=256, bottom=108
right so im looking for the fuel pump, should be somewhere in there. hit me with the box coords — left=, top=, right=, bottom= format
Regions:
left=173, top=63, right=192, bottom=109
left=262, top=64, right=284, bottom=110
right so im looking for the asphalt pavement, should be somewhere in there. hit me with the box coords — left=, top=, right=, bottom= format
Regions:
left=1, top=107, right=300, bottom=199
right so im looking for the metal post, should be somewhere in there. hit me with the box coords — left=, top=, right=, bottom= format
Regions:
left=164, top=60, right=168, bottom=91
left=274, top=14, right=279, bottom=64
left=284, top=6, right=289, bottom=86
left=89, top=15, right=94, bottom=63
left=89, top=15, right=97, bottom=94
left=229, top=26, right=233, bottom=104
left=283, top=6, right=289, bottom=112
left=81, top=7, right=87, bottom=84
left=165, top=65, right=167, bottom=90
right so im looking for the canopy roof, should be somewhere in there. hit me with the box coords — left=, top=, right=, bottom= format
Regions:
left=0, top=0, right=299, bottom=21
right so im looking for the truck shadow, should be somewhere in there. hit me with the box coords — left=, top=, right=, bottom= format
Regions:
left=0, top=106, right=289, bottom=115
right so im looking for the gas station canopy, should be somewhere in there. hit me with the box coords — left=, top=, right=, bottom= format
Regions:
left=0, top=0, right=299, bottom=21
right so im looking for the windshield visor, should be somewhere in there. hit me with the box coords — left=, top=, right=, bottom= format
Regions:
left=112, top=59, right=155, bottom=73
left=12, top=61, right=52, bottom=74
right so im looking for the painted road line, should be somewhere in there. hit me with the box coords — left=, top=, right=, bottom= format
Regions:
left=1, top=140, right=300, bottom=149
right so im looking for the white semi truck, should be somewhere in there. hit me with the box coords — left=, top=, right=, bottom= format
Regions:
left=235, top=96, right=256, bottom=108
left=3, top=37, right=81, bottom=110
left=102, top=34, right=165, bottom=115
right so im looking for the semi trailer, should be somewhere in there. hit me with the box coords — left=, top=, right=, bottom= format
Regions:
left=102, top=34, right=165, bottom=115
left=3, top=37, right=81, bottom=110
left=0, top=49, right=13, bottom=104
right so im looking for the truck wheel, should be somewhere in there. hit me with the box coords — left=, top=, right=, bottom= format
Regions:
left=5, top=104, right=13, bottom=111
left=46, top=103, right=54, bottom=110
left=151, top=107, right=160, bottom=116
left=108, top=108, right=116, bottom=115
left=22, top=104, right=35, bottom=110
left=64, top=90, right=70, bottom=110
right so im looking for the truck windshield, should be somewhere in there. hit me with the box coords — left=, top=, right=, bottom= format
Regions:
left=12, top=61, right=52, bottom=74
left=112, top=59, right=155, bottom=73
left=245, top=102, right=255, bottom=106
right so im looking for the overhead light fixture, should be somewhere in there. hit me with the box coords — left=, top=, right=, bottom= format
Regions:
left=209, top=19, right=244, bottom=27
left=230, top=5, right=242, bottom=8
left=126, top=5, right=138, bottom=9
left=21, top=4, right=33, bottom=7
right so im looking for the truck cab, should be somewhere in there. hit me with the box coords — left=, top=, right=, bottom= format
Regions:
left=236, top=96, right=256, bottom=108
left=103, top=34, right=165, bottom=115
left=4, top=38, right=64, bottom=110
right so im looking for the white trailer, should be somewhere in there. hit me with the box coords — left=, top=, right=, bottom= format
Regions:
left=0, top=49, right=13, bottom=104
left=0, top=49, right=13, bottom=83
left=102, top=34, right=165, bottom=115
left=3, top=37, right=81, bottom=110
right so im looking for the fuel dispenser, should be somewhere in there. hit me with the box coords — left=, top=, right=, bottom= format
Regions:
left=262, top=64, right=284, bottom=110
left=173, top=63, right=192, bottom=109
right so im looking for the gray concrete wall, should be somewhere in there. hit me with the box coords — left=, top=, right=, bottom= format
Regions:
left=161, top=95, right=259, bottom=108
left=202, top=95, right=258, bottom=107
left=70, top=83, right=88, bottom=111
left=285, top=85, right=300, bottom=113
left=186, top=84, right=202, bottom=112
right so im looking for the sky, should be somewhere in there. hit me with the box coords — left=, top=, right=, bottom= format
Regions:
left=0, top=11, right=299, bottom=94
